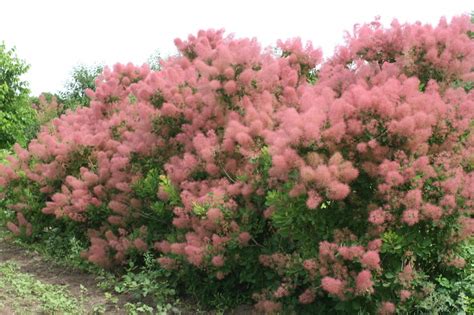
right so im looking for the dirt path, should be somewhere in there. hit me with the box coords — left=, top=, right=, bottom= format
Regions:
left=0, top=238, right=128, bottom=314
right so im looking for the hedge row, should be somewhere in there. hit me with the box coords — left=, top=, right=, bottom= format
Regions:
left=1, top=15, right=473, bottom=313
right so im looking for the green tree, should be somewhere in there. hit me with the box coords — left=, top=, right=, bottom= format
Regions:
left=58, top=63, right=103, bottom=111
left=0, top=42, right=36, bottom=149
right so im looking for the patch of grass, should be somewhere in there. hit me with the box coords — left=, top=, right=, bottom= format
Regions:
left=0, top=261, right=83, bottom=314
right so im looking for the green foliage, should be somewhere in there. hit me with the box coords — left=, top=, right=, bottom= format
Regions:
left=0, top=43, right=29, bottom=105
left=114, top=253, right=175, bottom=303
left=58, top=63, right=103, bottom=111
left=0, top=42, right=37, bottom=149
left=0, top=148, right=10, bottom=163
left=95, top=252, right=178, bottom=314
left=398, top=239, right=474, bottom=314
left=131, top=171, right=177, bottom=242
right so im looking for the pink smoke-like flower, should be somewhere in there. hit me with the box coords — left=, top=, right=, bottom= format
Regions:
left=423, top=203, right=443, bottom=221
left=133, top=238, right=148, bottom=251
left=402, top=209, right=420, bottom=226
left=238, top=232, right=251, bottom=245
left=207, top=208, right=223, bottom=222
left=298, top=289, right=315, bottom=304
left=361, top=251, right=381, bottom=270
left=327, top=182, right=350, bottom=200
left=321, top=277, right=344, bottom=297
left=355, top=270, right=374, bottom=295
left=368, top=239, right=382, bottom=251
left=273, top=285, right=290, bottom=298
left=7, top=222, right=20, bottom=236
left=447, top=257, right=466, bottom=268
left=211, top=255, right=225, bottom=267
left=255, top=300, right=282, bottom=313
left=400, top=290, right=411, bottom=301
left=398, top=264, right=415, bottom=285
left=378, top=302, right=396, bottom=315
left=369, top=209, right=387, bottom=225
left=157, top=257, right=177, bottom=270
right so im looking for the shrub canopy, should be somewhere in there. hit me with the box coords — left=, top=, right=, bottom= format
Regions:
left=1, top=15, right=473, bottom=314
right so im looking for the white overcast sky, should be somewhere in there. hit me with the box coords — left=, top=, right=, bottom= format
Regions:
left=1, top=0, right=472, bottom=95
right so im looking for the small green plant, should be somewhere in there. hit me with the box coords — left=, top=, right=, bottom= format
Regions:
left=124, top=302, right=155, bottom=315
left=0, top=149, right=10, bottom=163
left=114, top=253, right=176, bottom=304
left=96, top=252, right=178, bottom=312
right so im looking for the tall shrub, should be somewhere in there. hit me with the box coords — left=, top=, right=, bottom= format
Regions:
left=1, top=16, right=473, bottom=313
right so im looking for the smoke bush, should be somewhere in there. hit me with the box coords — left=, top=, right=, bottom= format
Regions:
left=1, top=15, right=473, bottom=313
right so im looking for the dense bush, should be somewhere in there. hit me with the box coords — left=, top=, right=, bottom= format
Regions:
left=1, top=15, right=473, bottom=313
left=0, top=42, right=37, bottom=149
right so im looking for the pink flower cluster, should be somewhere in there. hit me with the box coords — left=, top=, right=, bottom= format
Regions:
left=6, top=211, right=32, bottom=237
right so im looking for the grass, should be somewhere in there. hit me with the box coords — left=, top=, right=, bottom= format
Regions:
left=0, top=261, right=83, bottom=314
left=0, top=257, right=179, bottom=314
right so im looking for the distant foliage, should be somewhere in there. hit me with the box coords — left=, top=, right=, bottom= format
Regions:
left=0, top=42, right=37, bottom=148
left=1, top=15, right=473, bottom=313
left=147, top=49, right=162, bottom=71
left=58, top=64, right=103, bottom=111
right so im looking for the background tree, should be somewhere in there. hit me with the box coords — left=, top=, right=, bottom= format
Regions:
left=147, top=49, right=162, bottom=71
left=0, top=42, right=36, bottom=149
left=58, top=63, right=103, bottom=111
